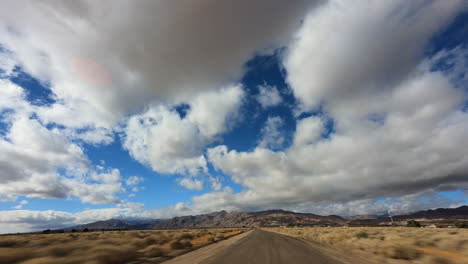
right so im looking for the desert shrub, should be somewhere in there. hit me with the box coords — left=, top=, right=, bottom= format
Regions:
left=129, top=231, right=145, bottom=239
left=85, top=245, right=138, bottom=264
left=428, top=256, right=454, bottom=264
left=388, top=246, right=422, bottom=260
left=144, top=246, right=166, bottom=258
left=178, top=233, right=194, bottom=240
left=454, top=222, right=468, bottom=228
left=0, top=238, right=22, bottom=247
left=407, top=220, right=421, bottom=227
left=19, top=256, right=65, bottom=264
left=0, top=248, right=33, bottom=264
left=68, top=234, right=79, bottom=239
left=46, top=245, right=72, bottom=257
left=143, top=236, right=158, bottom=246
left=42, top=229, right=51, bottom=234
left=170, top=240, right=192, bottom=250
left=355, top=231, right=368, bottom=239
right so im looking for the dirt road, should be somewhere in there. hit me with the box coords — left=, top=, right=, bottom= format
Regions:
left=166, top=229, right=357, bottom=264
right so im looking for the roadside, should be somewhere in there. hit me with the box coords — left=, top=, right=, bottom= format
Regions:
left=265, top=227, right=468, bottom=264
left=160, top=230, right=252, bottom=264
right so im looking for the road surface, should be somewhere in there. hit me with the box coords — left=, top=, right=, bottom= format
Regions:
left=200, top=229, right=348, bottom=264
left=166, top=229, right=357, bottom=264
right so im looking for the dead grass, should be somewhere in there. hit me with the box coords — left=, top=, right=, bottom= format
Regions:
left=265, top=227, right=468, bottom=264
left=0, top=228, right=246, bottom=264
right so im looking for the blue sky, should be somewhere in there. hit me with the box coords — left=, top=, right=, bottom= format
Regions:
left=0, top=0, right=468, bottom=233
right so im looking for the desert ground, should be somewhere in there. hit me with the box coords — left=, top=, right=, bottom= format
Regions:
left=2, top=227, right=467, bottom=264
left=0, top=228, right=245, bottom=264
left=265, top=227, right=468, bottom=264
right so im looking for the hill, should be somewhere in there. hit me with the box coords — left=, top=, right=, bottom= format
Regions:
left=67, top=205, right=468, bottom=231
left=68, top=209, right=346, bottom=231
left=349, top=205, right=468, bottom=226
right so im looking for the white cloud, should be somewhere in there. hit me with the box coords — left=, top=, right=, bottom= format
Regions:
left=123, top=105, right=208, bottom=176
left=209, top=176, right=222, bottom=191
left=204, top=0, right=468, bottom=214
left=0, top=0, right=319, bottom=130
left=177, top=178, right=204, bottom=191
left=0, top=79, right=30, bottom=118
left=258, top=116, right=286, bottom=150
left=293, top=116, right=324, bottom=148
left=123, top=85, right=244, bottom=177
left=256, top=85, right=282, bottom=108
left=0, top=83, right=124, bottom=204
left=67, top=127, right=114, bottom=146
left=207, top=66, right=468, bottom=211
left=0, top=200, right=194, bottom=233
left=285, top=0, right=464, bottom=114
left=0, top=0, right=467, bottom=224
left=0, top=189, right=463, bottom=233
left=188, top=86, right=245, bottom=138
left=125, top=176, right=144, bottom=187
left=0, top=50, right=16, bottom=78
left=13, top=200, right=28, bottom=209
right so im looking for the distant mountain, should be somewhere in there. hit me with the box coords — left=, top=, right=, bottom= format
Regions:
left=68, top=210, right=346, bottom=230
left=69, top=219, right=152, bottom=231
left=345, top=215, right=379, bottom=220
left=393, top=205, right=468, bottom=220
left=348, top=206, right=468, bottom=226
left=67, top=206, right=468, bottom=231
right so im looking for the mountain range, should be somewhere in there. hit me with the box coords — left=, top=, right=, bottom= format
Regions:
left=68, top=206, right=468, bottom=231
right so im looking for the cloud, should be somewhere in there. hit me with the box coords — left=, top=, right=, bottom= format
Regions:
left=285, top=0, right=465, bottom=113
left=0, top=0, right=324, bottom=214
left=125, top=176, right=144, bottom=187
left=0, top=189, right=464, bottom=233
left=123, top=85, right=244, bottom=177
left=13, top=200, right=28, bottom=209
left=292, top=116, right=324, bottom=147
left=256, top=85, right=282, bottom=108
left=0, top=79, right=30, bottom=118
left=0, top=50, right=16, bottom=78
left=207, top=55, right=468, bottom=211
left=0, top=200, right=195, bottom=233
left=0, top=81, right=124, bottom=204
left=177, top=178, right=204, bottom=191
left=0, top=0, right=320, bottom=130
left=204, top=0, right=468, bottom=213
left=258, top=116, right=286, bottom=150
left=0, top=0, right=467, bottom=224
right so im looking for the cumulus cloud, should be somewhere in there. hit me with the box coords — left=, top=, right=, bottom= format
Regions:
left=207, top=51, right=468, bottom=212
left=13, top=200, right=28, bottom=209
left=258, top=116, right=286, bottom=150
left=0, top=80, right=124, bottom=204
left=125, top=176, right=144, bottom=187
left=1, top=0, right=467, bottom=227
left=0, top=0, right=319, bottom=129
left=177, top=178, right=204, bottom=191
left=0, top=199, right=201, bottom=233
left=123, top=85, right=244, bottom=178
left=286, top=0, right=464, bottom=114
left=204, top=0, right=468, bottom=213
left=256, top=85, right=282, bottom=108
left=0, top=189, right=464, bottom=233
left=292, top=116, right=324, bottom=148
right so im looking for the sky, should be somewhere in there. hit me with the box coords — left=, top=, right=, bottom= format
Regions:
left=0, top=0, right=468, bottom=233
